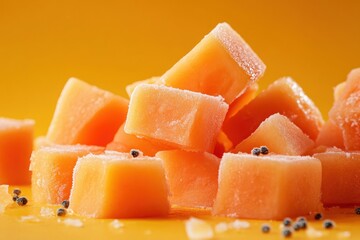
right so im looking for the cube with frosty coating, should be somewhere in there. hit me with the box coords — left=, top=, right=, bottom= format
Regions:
left=125, top=84, right=228, bottom=153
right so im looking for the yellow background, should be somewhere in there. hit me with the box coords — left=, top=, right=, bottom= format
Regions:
left=0, top=0, right=360, bottom=136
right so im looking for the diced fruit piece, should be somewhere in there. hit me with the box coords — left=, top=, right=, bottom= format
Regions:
left=313, top=150, right=360, bottom=206
left=213, top=153, right=322, bottom=220
left=329, top=68, right=360, bottom=150
left=30, top=145, right=104, bottom=204
left=125, top=84, right=228, bottom=153
left=46, top=77, right=129, bottom=146
left=315, top=120, right=344, bottom=149
left=125, top=76, right=161, bottom=98
left=226, top=83, right=258, bottom=120
left=214, top=131, right=233, bottom=158
left=106, top=123, right=172, bottom=157
left=69, top=153, right=169, bottom=218
left=0, top=185, right=12, bottom=213
left=156, top=150, right=220, bottom=208
left=232, top=113, right=314, bottom=155
left=161, top=22, right=266, bottom=104
left=222, top=77, right=324, bottom=146
left=0, top=118, right=34, bottom=185
left=334, top=81, right=346, bottom=102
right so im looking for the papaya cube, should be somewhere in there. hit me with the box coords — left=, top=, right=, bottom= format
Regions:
left=156, top=150, right=220, bottom=208
left=233, top=113, right=314, bottom=155
left=125, top=84, right=228, bottom=153
left=329, top=68, right=360, bottom=150
left=213, top=153, right=322, bottom=220
left=106, top=123, right=172, bottom=157
left=69, top=154, right=170, bottom=218
left=161, top=22, right=266, bottom=104
left=315, top=120, right=344, bottom=149
left=222, top=77, right=324, bottom=147
left=313, top=151, right=360, bottom=206
left=30, top=145, right=104, bottom=204
left=226, top=83, right=258, bottom=120
left=0, top=118, right=34, bottom=185
left=46, top=77, right=129, bottom=146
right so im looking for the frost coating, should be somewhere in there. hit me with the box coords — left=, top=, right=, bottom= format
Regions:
left=211, top=23, right=266, bottom=81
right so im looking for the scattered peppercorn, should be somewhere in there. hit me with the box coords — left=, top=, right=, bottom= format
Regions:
left=283, top=217, right=292, bottom=227
left=16, top=197, right=28, bottom=206
left=355, top=207, right=360, bottom=215
left=12, top=195, right=18, bottom=202
left=252, top=148, right=261, bottom=156
left=62, top=200, right=70, bottom=209
left=260, top=146, right=269, bottom=155
left=282, top=228, right=292, bottom=238
left=314, top=212, right=323, bottom=220
left=130, top=149, right=140, bottom=158
left=13, top=189, right=21, bottom=196
left=261, top=224, right=271, bottom=233
left=57, top=208, right=67, bottom=217
left=323, top=220, right=335, bottom=229
left=292, top=222, right=301, bottom=231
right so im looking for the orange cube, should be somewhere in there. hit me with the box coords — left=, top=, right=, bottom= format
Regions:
left=315, top=120, right=344, bottom=149
left=313, top=150, right=360, bottom=206
left=329, top=68, right=360, bottom=150
left=222, top=77, right=324, bottom=146
left=46, top=77, right=129, bottom=146
left=125, top=84, right=228, bottom=153
left=30, top=145, right=104, bottom=204
left=226, top=83, right=258, bottom=120
left=106, top=123, right=172, bottom=157
left=0, top=118, right=34, bottom=185
left=156, top=150, right=220, bottom=208
left=213, top=153, right=322, bottom=220
left=69, top=153, right=170, bottom=218
left=161, top=22, right=266, bottom=104
left=233, top=114, right=314, bottom=155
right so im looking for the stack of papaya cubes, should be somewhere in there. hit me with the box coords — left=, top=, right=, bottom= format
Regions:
left=1, top=22, right=360, bottom=220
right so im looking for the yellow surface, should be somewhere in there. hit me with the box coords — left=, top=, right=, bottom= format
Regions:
left=1, top=1, right=360, bottom=239
left=1, top=1, right=360, bottom=136
left=1, top=186, right=360, bottom=239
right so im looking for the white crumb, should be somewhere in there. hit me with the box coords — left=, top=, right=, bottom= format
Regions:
left=110, top=219, right=124, bottom=229
left=62, top=218, right=84, bottom=228
left=230, top=220, right=250, bottom=229
left=185, top=217, right=214, bottom=239
left=40, top=207, right=55, bottom=217
left=306, top=227, right=324, bottom=238
left=338, top=231, right=351, bottom=238
left=215, top=222, right=228, bottom=233
left=19, top=215, right=41, bottom=223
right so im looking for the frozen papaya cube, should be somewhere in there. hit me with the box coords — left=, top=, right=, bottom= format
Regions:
left=233, top=113, right=314, bottom=156
left=213, top=153, right=322, bottom=220
left=161, top=22, right=265, bottom=104
left=0, top=118, right=34, bottom=185
left=30, top=144, right=104, bottom=204
left=125, top=84, right=228, bottom=153
left=69, top=153, right=170, bottom=218
left=46, top=77, right=129, bottom=146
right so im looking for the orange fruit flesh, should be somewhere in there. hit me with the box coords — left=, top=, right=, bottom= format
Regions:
left=69, top=154, right=170, bottom=218
left=0, top=118, right=34, bottom=185
left=125, top=84, right=228, bottom=153
left=233, top=113, right=314, bottom=155
left=30, top=144, right=104, bottom=204
left=156, top=150, right=220, bottom=208
left=213, top=153, right=322, bottom=220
